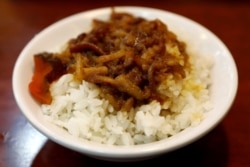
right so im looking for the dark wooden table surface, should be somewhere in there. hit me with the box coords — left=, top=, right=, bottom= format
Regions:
left=1, top=0, right=249, bottom=166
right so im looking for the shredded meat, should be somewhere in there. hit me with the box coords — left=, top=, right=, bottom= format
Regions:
left=29, top=9, right=190, bottom=111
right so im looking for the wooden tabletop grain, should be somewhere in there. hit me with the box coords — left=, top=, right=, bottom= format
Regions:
left=1, top=0, right=249, bottom=166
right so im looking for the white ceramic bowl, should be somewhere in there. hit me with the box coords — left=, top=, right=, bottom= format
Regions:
left=12, top=6, right=238, bottom=161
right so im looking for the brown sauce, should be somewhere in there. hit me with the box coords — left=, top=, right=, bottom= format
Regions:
left=29, top=10, right=190, bottom=111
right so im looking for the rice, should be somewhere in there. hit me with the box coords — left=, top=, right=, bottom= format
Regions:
left=41, top=53, right=213, bottom=146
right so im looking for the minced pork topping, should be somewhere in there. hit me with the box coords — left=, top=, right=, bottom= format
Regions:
left=29, top=10, right=191, bottom=112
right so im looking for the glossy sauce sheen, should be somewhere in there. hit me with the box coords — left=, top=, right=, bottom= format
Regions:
left=29, top=10, right=190, bottom=111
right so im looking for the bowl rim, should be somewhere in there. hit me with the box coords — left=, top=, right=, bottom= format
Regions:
left=12, top=6, right=238, bottom=160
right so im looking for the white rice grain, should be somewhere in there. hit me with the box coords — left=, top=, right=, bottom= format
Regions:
left=41, top=54, right=213, bottom=145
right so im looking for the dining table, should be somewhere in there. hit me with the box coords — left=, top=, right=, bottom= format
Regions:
left=1, top=0, right=249, bottom=166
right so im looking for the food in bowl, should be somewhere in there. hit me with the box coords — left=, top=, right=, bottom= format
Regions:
left=28, top=9, right=213, bottom=145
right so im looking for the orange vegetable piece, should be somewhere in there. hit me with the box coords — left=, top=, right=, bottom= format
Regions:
left=29, top=55, right=53, bottom=104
